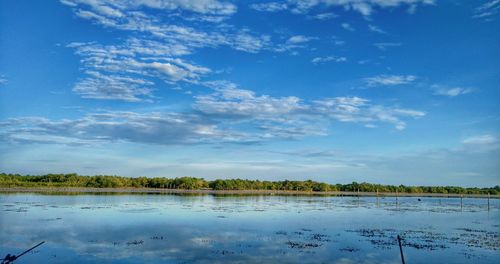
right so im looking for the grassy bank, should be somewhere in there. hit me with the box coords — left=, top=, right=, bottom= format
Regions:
left=0, top=186, right=498, bottom=198
left=1, top=173, right=498, bottom=195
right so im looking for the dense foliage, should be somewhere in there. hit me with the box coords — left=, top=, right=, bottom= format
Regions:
left=0, top=173, right=498, bottom=194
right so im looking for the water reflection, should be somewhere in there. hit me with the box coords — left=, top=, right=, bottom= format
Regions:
left=0, top=194, right=498, bottom=263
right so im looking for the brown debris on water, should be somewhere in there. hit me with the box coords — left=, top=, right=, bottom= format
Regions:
left=286, top=241, right=321, bottom=249
left=126, top=240, right=144, bottom=246
left=339, top=247, right=360, bottom=252
left=348, top=227, right=500, bottom=253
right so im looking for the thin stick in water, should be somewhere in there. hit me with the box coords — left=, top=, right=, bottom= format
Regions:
left=397, top=235, right=406, bottom=264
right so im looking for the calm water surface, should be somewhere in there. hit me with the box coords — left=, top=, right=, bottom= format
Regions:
left=0, top=193, right=498, bottom=263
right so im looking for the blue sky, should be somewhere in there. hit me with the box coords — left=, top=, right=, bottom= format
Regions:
left=0, top=0, right=499, bottom=186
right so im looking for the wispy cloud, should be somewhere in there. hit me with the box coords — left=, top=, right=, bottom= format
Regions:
left=313, top=97, right=424, bottom=130
left=287, top=35, right=313, bottom=44
left=249, top=2, right=288, bottom=12
left=232, top=32, right=273, bottom=53
left=274, top=35, right=316, bottom=52
left=432, top=85, right=473, bottom=97
left=364, top=75, right=417, bottom=86
left=61, top=0, right=323, bottom=103
left=62, top=0, right=237, bottom=21
left=462, top=134, right=500, bottom=152
left=249, top=0, right=435, bottom=17
left=0, top=111, right=254, bottom=146
left=374, top=42, right=401, bottom=50
left=62, top=1, right=272, bottom=54
left=341, top=23, right=355, bottom=31
left=0, top=82, right=426, bottom=146
left=311, top=12, right=337, bottom=20
left=194, top=83, right=307, bottom=120
left=473, top=0, right=500, bottom=20
left=73, top=71, right=155, bottom=102
left=368, top=24, right=386, bottom=34
left=311, top=56, right=347, bottom=64
left=278, top=149, right=337, bottom=158
left=197, top=82, right=425, bottom=132
left=67, top=40, right=211, bottom=101
left=4, top=1, right=428, bottom=146
left=333, top=39, right=345, bottom=46
left=463, top=134, right=497, bottom=145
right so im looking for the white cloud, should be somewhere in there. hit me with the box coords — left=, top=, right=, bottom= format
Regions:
left=432, top=85, right=473, bottom=97
left=287, top=35, right=313, bottom=44
left=145, top=60, right=211, bottom=81
left=62, top=1, right=272, bottom=54
left=374, top=42, right=401, bottom=50
left=313, top=97, right=424, bottom=130
left=232, top=33, right=272, bottom=53
left=197, top=82, right=425, bottom=131
left=368, top=24, right=386, bottom=34
left=67, top=40, right=211, bottom=101
left=136, top=0, right=237, bottom=15
left=334, top=40, right=345, bottom=46
left=0, top=111, right=253, bottom=145
left=341, top=23, right=355, bottom=31
left=312, top=12, right=337, bottom=20
left=249, top=2, right=288, bottom=12
left=73, top=71, right=154, bottom=102
left=250, top=0, right=435, bottom=17
left=462, top=134, right=500, bottom=152
left=311, top=56, right=347, bottom=64
left=276, top=149, right=338, bottom=158
left=62, top=0, right=333, bottom=103
left=273, top=35, right=316, bottom=53
left=62, top=0, right=237, bottom=17
left=364, top=75, right=417, bottom=86
left=194, top=85, right=307, bottom=119
left=473, top=0, right=500, bottom=20
left=463, top=134, right=497, bottom=145
left=0, top=82, right=426, bottom=146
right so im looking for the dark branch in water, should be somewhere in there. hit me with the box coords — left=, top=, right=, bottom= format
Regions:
left=1, top=241, right=45, bottom=264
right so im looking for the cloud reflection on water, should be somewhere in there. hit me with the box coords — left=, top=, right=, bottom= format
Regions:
left=0, top=194, right=498, bottom=263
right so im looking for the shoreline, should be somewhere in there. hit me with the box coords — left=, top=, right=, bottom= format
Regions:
left=0, top=187, right=498, bottom=198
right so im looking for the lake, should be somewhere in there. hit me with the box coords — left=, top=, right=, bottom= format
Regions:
left=0, top=193, right=498, bottom=263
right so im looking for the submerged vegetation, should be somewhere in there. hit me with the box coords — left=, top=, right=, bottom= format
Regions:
left=1, top=173, right=498, bottom=195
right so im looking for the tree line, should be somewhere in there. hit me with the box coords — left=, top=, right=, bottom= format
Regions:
left=0, top=173, right=498, bottom=195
